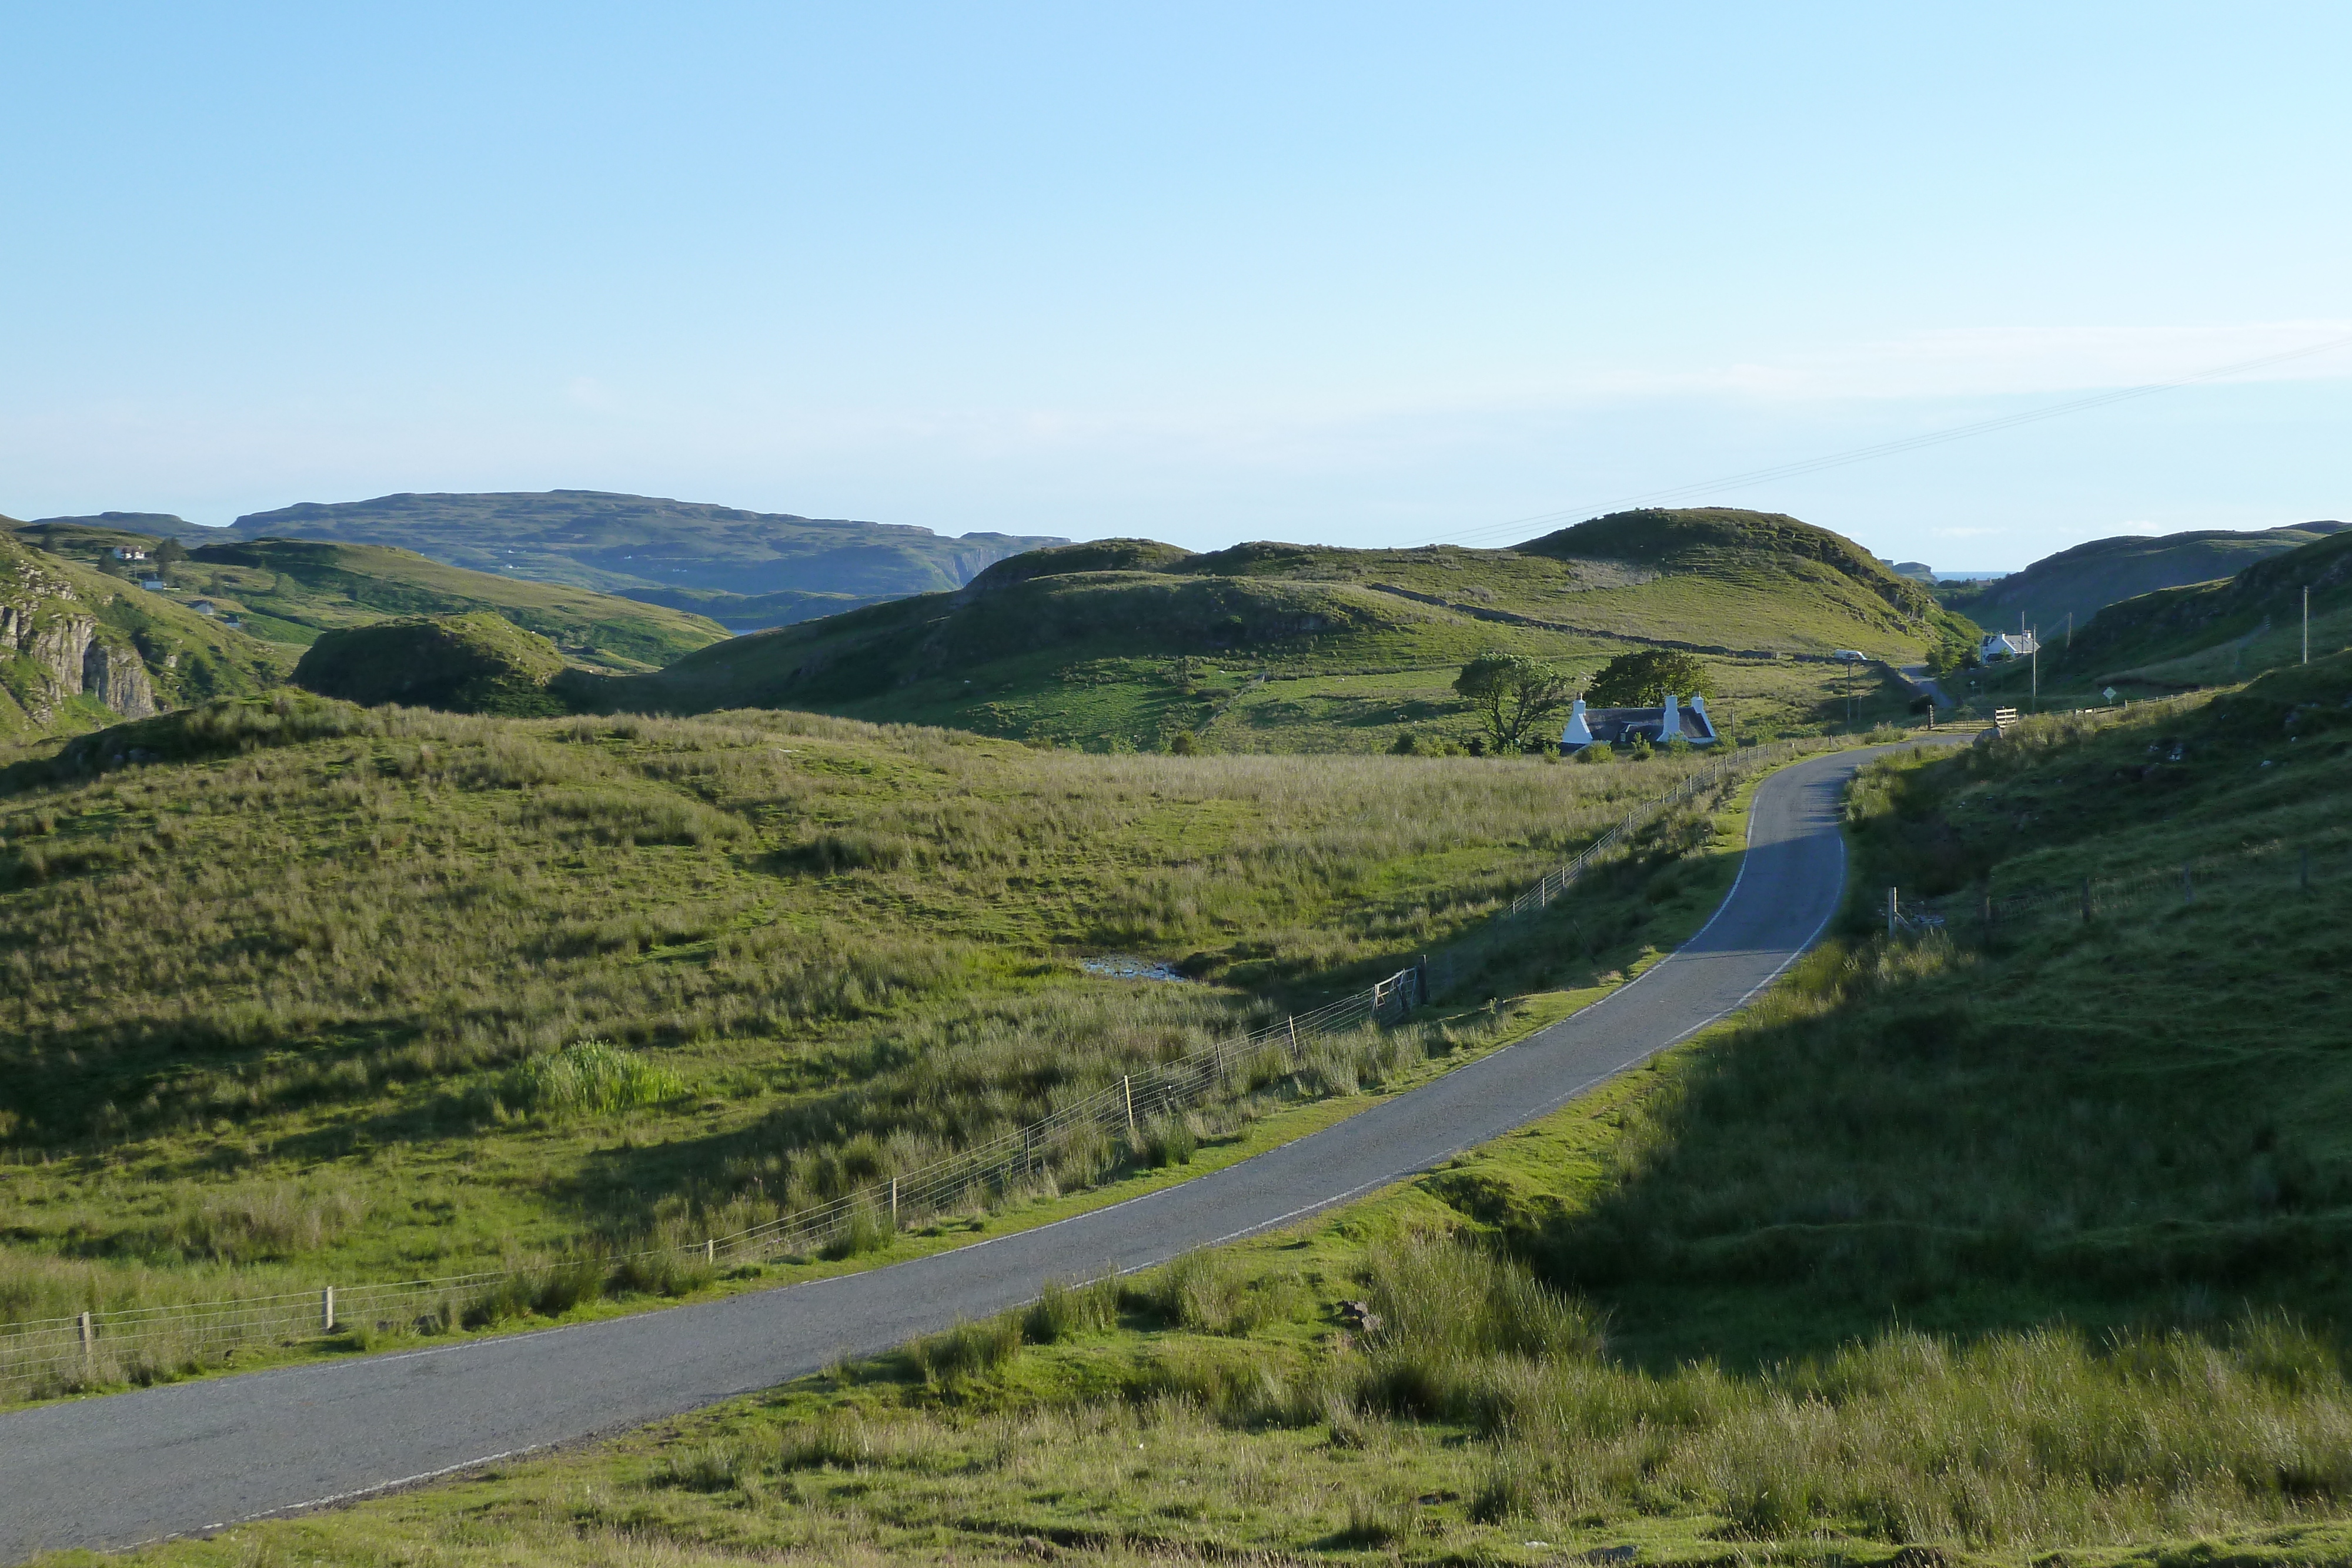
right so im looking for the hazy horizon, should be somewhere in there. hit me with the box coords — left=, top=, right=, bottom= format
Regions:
left=6, top=4, right=2347, bottom=573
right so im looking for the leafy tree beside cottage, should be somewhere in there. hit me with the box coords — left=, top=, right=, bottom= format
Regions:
left=1583, top=647, right=1713, bottom=707
left=1453, top=650, right=1572, bottom=753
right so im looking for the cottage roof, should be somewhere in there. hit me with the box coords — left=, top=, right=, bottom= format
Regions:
left=1561, top=694, right=1717, bottom=750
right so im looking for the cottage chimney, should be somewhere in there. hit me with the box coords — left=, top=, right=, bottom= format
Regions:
left=1660, top=694, right=1681, bottom=741
left=1688, top=694, right=1710, bottom=738
left=1561, top=697, right=1593, bottom=748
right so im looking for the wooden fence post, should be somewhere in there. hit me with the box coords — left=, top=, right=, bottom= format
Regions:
left=322, top=1285, right=335, bottom=1334
left=890, top=1178, right=899, bottom=1231
left=79, top=1310, right=93, bottom=1369
left=1286, top=1015, right=1298, bottom=1059
left=705, top=1238, right=716, bottom=1265
left=1123, top=1075, right=1135, bottom=1137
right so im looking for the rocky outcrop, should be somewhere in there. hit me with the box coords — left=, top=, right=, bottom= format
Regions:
left=0, top=600, right=158, bottom=720
left=82, top=638, right=158, bottom=717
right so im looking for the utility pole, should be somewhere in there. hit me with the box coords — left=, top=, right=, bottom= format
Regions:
left=2030, top=628, right=2039, bottom=714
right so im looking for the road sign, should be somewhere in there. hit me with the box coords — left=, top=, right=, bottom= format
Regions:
left=2103, top=686, right=2118, bottom=703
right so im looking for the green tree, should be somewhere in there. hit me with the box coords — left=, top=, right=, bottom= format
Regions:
left=1926, top=638, right=1979, bottom=680
left=1453, top=651, right=1572, bottom=753
left=154, top=538, right=189, bottom=565
left=1584, top=648, right=1713, bottom=707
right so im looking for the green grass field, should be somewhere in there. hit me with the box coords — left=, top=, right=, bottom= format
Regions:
left=0, top=695, right=1748, bottom=1382
left=72, top=657, right=2352, bottom=1566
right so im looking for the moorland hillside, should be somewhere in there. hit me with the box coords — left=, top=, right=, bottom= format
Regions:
left=224, top=490, right=1068, bottom=628
left=107, top=657, right=2352, bottom=1567
left=0, top=528, right=281, bottom=742
left=1943, top=519, right=2348, bottom=638
left=598, top=507, right=1976, bottom=749
left=16, top=521, right=728, bottom=672
left=1965, top=524, right=2352, bottom=707
left=2057, top=524, right=2352, bottom=686
left=180, top=538, right=727, bottom=670
left=0, top=696, right=1735, bottom=1345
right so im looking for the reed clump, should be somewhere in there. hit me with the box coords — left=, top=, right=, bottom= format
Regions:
left=502, top=1039, right=687, bottom=1119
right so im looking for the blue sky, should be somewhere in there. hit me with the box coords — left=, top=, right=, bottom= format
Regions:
left=4, top=3, right=2347, bottom=569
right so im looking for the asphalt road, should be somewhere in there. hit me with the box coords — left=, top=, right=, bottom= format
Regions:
left=0, top=743, right=1920, bottom=1560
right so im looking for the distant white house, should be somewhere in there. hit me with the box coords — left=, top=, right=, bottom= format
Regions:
left=1561, top=694, right=1719, bottom=754
left=1980, top=631, right=2038, bottom=662
left=111, top=546, right=149, bottom=561
left=139, top=577, right=169, bottom=591
left=189, top=599, right=218, bottom=617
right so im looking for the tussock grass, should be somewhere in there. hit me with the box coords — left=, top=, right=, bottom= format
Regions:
left=503, top=1041, right=687, bottom=1120
left=1023, top=1273, right=1120, bottom=1343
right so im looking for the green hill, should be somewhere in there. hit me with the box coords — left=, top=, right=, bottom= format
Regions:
left=223, top=490, right=1068, bottom=628
left=176, top=538, right=726, bottom=671
left=2072, top=525, right=2352, bottom=687
left=12, top=522, right=727, bottom=673
left=0, top=530, right=282, bottom=741
left=81, top=660, right=2352, bottom=1567
left=291, top=612, right=580, bottom=716
left=596, top=509, right=1974, bottom=749
left=1939, top=520, right=2347, bottom=643
left=1962, top=526, right=2352, bottom=706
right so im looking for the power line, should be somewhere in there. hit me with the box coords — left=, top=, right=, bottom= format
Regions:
left=1425, top=331, right=2352, bottom=549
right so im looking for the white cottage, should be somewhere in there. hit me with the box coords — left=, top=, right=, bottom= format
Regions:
left=1561, top=694, right=1718, bottom=754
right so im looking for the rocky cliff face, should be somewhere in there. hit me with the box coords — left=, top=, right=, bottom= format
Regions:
left=81, top=636, right=159, bottom=718
left=0, top=551, right=163, bottom=729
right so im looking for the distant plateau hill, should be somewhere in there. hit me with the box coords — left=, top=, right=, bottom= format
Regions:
left=225, top=490, right=1068, bottom=629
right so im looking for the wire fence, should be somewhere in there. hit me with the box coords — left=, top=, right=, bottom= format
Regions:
left=1505, top=739, right=1813, bottom=918
left=0, top=729, right=1849, bottom=1403
left=0, top=971, right=1424, bottom=1402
